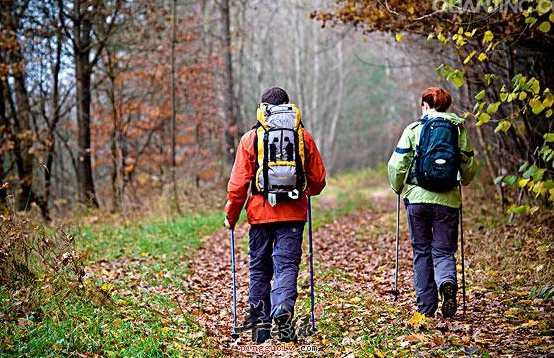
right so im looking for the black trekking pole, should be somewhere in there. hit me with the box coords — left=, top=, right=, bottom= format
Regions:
left=230, top=228, right=239, bottom=339
left=307, top=197, right=316, bottom=331
left=393, top=193, right=400, bottom=301
left=459, top=186, right=467, bottom=314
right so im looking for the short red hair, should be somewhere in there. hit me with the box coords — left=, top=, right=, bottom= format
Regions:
left=420, top=87, right=452, bottom=112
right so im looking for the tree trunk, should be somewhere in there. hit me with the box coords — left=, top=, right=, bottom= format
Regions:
left=0, top=78, right=6, bottom=206
left=42, top=27, right=64, bottom=220
left=169, top=0, right=181, bottom=213
left=105, top=47, right=121, bottom=213
left=73, top=0, right=98, bottom=207
left=220, top=0, right=238, bottom=165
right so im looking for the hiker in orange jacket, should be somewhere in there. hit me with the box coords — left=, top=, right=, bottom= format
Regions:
left=224, top=87, right=326, bottom=343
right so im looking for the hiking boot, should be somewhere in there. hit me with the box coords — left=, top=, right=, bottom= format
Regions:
left=240, top=300, right=269, bottom=333
left=242, top=312, right=271, bottom=343
left=272, top=305, right=297, bottom=343
left=253, top=328, right=271, bottom=344
left=440, top=281, right=457, bottom=318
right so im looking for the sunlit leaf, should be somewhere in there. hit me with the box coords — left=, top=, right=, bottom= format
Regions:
left=463, top=50, right=476, bottom=64
left=543, top=90, right=553, bottom=108
left=537, top=1, right=552, bottom=15
left=487, top=102, right=500, bottom=114
left=519, top=91, right=528, bottom=100
left=482, top=30, right=494, bottom=43
left=529, top=97, right=545, bottom=114
left=538, top=21, right=551, bottom=33
left=525, top=17, right=537, bottom=26
left=507, top=204, right=530, bottom=215
left=518, top=178, right=530, bottom=188
left=477, top=112, right=491, bottom=125
left=453, top=76, right=464, bottom=87
left=527, top=77, right=540, bottom=94
left=495, top=120, right=511, bottom=133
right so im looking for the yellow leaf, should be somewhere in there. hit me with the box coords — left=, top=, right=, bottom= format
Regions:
left=408, top=311, right=427, bottom=329
left=374, top=352, right=385, bottom=358
left=483, top=30, right=494, bottom=43
left=478, top=52, right=487, bottom=61
left=537, top=1, right=552, bottom=15
left=528, top=337, right=542, bottom=346
left=463, top=50, right=476, bottom=64
left=141, top=252, right=149, bottom=257
left=522, top=320, right=540, bottom=328
left=519, top=91, right=527, bottom=100
left=538, top=21, right=551, bottom=33
left=395, top=33, right=403, bottom=42
left=349, top=296, right=362, bottom=304
left=518, top=178, right=530, bottom=188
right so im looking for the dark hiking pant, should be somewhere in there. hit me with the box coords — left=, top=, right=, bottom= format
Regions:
left=248, top=221, right=304, bottom=324
left=407, top=203, right=459, bottom=315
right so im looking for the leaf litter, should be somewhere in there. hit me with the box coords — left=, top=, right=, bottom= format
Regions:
left=87, top=189, right=553, bottom=357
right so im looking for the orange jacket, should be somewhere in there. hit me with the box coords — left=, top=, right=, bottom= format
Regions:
left=225, top=128, right=326, bottom=226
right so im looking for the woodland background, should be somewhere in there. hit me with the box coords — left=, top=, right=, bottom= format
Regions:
left=1, top=0, right=553, bottom=357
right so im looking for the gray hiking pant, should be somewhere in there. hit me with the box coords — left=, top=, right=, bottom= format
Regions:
left=407, top=203, right=459, bottom=315
left=248, top=221, right=304, bottom=324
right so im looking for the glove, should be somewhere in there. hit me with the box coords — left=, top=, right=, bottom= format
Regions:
left=224, top=217, right=234, bottom=230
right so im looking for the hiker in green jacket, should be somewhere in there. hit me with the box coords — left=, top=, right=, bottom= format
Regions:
left=388, top=87, right=477, bottom=317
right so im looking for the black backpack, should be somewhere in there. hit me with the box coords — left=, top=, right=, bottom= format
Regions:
left=408, top=117, right=460, bottom=192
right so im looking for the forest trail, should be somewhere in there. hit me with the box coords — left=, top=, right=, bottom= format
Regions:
left=169, top=189, right=553, bottom=357
left=86, top=189, right=553, bottom=357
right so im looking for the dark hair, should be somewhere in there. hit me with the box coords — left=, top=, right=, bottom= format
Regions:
left=261, top=87, right=289, bottom=105
left=420, top=87, right=452, bottom=112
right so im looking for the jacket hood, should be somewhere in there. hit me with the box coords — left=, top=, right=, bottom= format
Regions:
left=425, top=109, right=465, bottom=126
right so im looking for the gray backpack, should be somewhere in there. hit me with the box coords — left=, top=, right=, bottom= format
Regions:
left=252, top=103, right=307, bottom=206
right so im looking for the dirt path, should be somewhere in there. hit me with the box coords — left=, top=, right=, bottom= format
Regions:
left=177, top=190, right=553, bottom=357
left=89, top=190, right=553, bottom=357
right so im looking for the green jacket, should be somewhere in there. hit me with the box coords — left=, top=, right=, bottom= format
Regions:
left=387, top=109, right=478, bottom=208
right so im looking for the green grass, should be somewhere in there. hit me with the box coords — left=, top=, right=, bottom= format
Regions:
left=1, top=211, right=225, bottom=358
left=75, top=211, right=224, bottom=262
left=0, top=287, right=214, bottom=357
